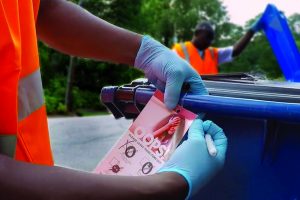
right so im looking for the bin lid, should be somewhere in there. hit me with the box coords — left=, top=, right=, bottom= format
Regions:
left=261, top=4, right=300, bottom=82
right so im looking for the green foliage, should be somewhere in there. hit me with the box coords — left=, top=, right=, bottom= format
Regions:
left=44, top=76, right=67, bottom=114
left=39, top=42, right=70, bottom=86
left=288, top=13, right=300, bottom=51
left=72, top=87, right=105, bottom=110
left=81, top=0, right=143, bottom=31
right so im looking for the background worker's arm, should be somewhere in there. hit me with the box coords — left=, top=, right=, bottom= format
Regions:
left=232, top=17, right=263, bottom=57
left=232, top=30, right=255, bottom=57
left=0, top=154, right=187, bottom=200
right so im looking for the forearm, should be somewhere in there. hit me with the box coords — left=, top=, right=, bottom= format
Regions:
left=232, top=30, right=255, bottom=57
left=0, top=155, right=187, bottom=200
left=37, top=0, right=141, bottom=65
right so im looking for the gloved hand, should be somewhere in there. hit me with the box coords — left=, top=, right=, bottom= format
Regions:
left=134, top=36, right=208, bottom=110
left=159, top=119, right=228, bottom=199
left=250, top=16, right=264, bottom=32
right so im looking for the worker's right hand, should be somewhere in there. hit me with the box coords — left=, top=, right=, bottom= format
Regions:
left=159, top=119, right=228, bottom=199
left=134, top=36, right=208, bottom=110
left=250, top=16, right=264, bottom=32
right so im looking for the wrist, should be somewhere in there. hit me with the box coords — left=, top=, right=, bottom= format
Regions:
left=127, top=33, right=143, bottom=66
left=249, top=27, right=256, bottom=33
left=249, top=25, right=258, bottom=33
left=149, top=172, right=188, bottom=200
left=134, top=35, right=152, bottom=70
left=134, top=35, right=165, bottom=71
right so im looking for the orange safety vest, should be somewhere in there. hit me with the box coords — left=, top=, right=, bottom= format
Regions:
left=0, top=0, right=53, bottom=165
left=173, top=41, right=219, bottom=75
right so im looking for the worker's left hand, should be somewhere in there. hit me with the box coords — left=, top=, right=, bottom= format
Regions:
left=158, top=119, right=228, bottom=199
left=134, top=36, right=208, bottom=110
left=250, top=16, right=264, bottom=32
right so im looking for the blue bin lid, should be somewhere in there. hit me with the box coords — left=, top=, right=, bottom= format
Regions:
left=261, top=4, right=300, bottom=82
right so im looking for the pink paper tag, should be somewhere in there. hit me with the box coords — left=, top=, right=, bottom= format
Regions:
left=94, top=90, right=196, bottom=176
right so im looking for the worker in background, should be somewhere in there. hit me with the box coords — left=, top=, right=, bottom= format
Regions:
left=0, top=0, right=227, bottom=199
left=172, top=20, right=263, bottom=75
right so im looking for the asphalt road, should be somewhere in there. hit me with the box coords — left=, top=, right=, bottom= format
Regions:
left=48, top=115, right=131, bottom=172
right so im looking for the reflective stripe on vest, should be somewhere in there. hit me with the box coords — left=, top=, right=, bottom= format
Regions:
left=173, top=42, right=219, bottom=75
left=180, top=43, right=215, bottom=62
left=209, top=47, right=215, bottom=60
left=180, top=43, right=190, bottom=63
left=18, top=69, right=44, bottom=121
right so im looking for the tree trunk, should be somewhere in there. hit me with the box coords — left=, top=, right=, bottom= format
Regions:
left=65, top=0, right=85, bottom=113
left=65, top=56, right=76, bottom=113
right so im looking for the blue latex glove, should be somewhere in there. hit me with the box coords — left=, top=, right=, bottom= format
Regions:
left=134, top=36, right=208, bottom=110
left=159, top=119, right=228, bottom=199
left=250, top=16, right=264, bottom=32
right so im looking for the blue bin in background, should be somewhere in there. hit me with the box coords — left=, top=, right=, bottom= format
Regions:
left=100, top=76, right=300, bottom=200
left=261, top=4, right=300, bottom=82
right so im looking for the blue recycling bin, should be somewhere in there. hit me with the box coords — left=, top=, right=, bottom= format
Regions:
left=261, top=4, right=300, bottom=82
left=100, top=76, right=300, bottom=200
